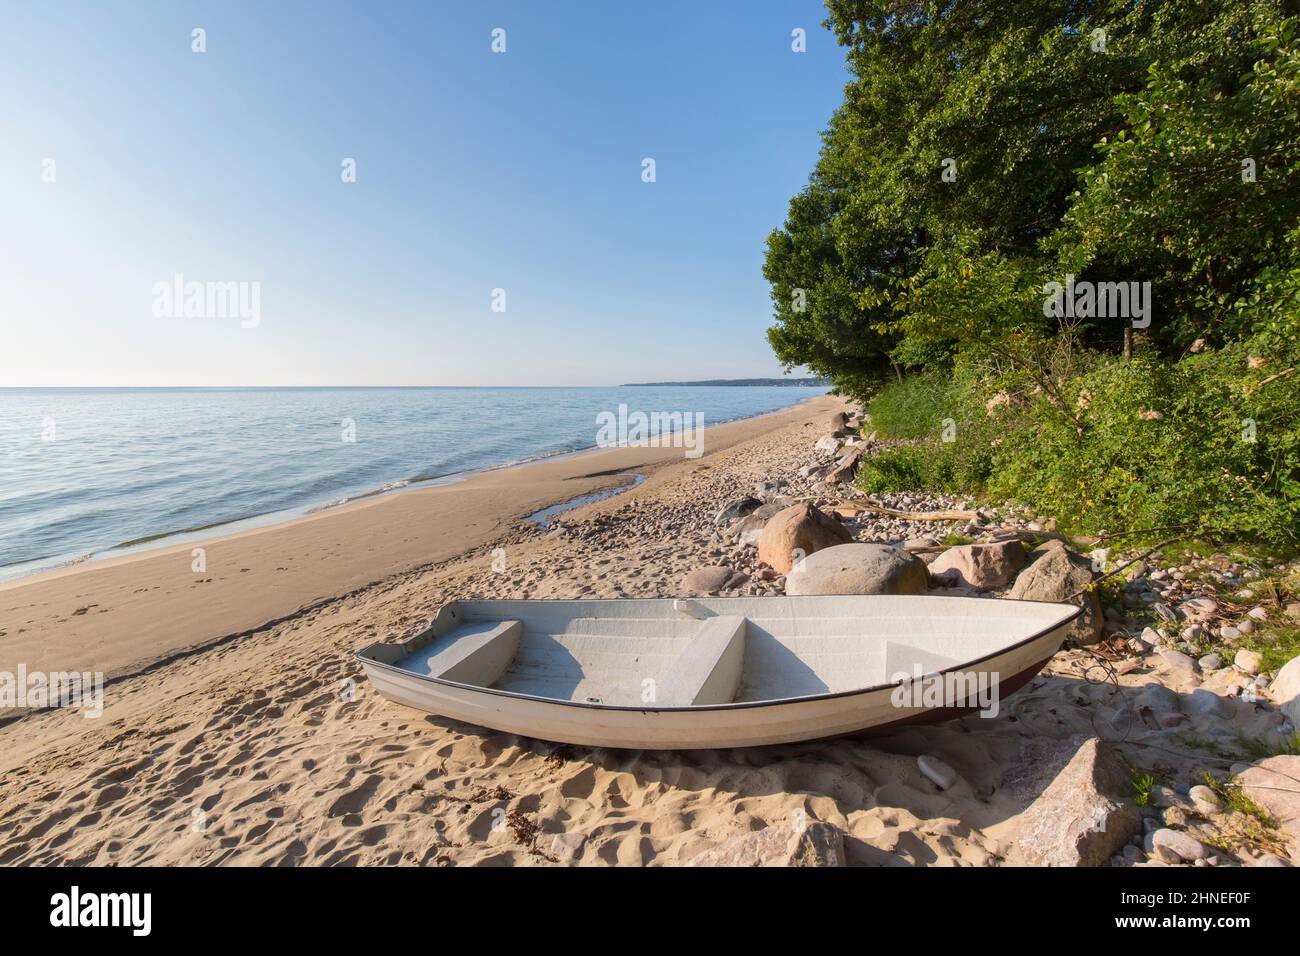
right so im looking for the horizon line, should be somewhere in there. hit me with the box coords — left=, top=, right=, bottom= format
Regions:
left=0, top=382, right=826, bottom=390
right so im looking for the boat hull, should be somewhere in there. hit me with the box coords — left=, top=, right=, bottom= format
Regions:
left=357, top=602, right=1071, bottom=749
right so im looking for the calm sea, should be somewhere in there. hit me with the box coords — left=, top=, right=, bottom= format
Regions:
left=0, top=386, right=826, bottom=581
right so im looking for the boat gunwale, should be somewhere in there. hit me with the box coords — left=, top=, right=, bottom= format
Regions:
left=354, top=595, right=1082, bottom=713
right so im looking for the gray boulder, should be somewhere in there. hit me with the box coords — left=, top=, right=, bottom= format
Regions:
left=680, top=566, right=746, bottom=595
left=1007, top=542, right=1104, bottom=644
left=688, top=821, right=844, bottom=867
left=824, top=446, right=864, bottom=484
left=722, top=502, right=787, bottom=543
left=786, top=543, right=928, bottom=596
left=1010, top=737, right=1142, bottom=866
left=714, top=495, right=763, bottom=525
left=1270, top=654, right=1300, bottom=726
left=813, top=434, right=843, bottom=454
left=927, top=540, right=1026, bottom=590
left=1239, top=755, right=1300, bottom=859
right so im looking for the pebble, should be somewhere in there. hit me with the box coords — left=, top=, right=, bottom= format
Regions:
left=1219, top=625, right=1242, bottom=641
left=1159, top=649, right=1198, bottom=677
left=1181, top=597, right=1218, bottom=619
left=1153, top=603, right=1178, bottom=623
left=1234, top=649, right=1264, bottom=675
left=1151, top=828, right=1210, bottom=863
left=917, top=755, right=958, bottom=790
left=1189, top=688, right=1232, bottom=717
left=1138, top=683, right=1181, bottom=714
left=1247, top=606, right=1269, bottom=621
left=1188, top=785, right=1221, bottom=815
left=1197, top=653, right=1222, bottom=671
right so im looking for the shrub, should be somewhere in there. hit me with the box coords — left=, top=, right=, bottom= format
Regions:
left=858, top=343, right=1300, bottom=552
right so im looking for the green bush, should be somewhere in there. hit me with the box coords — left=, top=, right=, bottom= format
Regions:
left=858, top=344, right=1300, bottom=552
left=866, top=369, right=954, bottom=440
left=988, top=347, right=1299, bottom=547
left=861, top=362, right=998, bottom=495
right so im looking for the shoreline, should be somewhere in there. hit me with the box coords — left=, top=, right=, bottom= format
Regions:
left=0, top=394, right=845, bottom=686
left=1, top=389, right=1295, bottom=869
left=0, top=391, right=830, bottom=585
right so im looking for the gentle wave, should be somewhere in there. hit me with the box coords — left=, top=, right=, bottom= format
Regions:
left=0, top=385, right=827, bottom=581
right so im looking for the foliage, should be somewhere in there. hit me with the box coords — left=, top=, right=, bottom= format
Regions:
left=765, top=0, right=1288, bottom=376
left=774, top=2, right=1300, bottom=549
left=863, top=368, right=953, bottom=439
left=1131, top=769, right=1157, bottom=807
left=860, top=344, right=1300, bottom=549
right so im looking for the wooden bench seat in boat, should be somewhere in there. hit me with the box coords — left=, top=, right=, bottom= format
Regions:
left=656, top=615, right=747, bottom=706
left=401, top=620, right=522, bottom=686
left=883, top=640, right=959, bottom=681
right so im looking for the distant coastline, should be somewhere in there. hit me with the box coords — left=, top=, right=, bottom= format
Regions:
left=620, top=377, right=828, bottom=387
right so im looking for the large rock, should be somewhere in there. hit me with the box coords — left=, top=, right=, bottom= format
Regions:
left=680, top=566, right=745, bottom=595
left=757, top=504, right=853, bottom=576
left=1010, top=737, right=1142, bottom=866
left=927, top=540, right=1026, bottom=591
left=1271, top=655, right=1300, bottom=726
left=688, top=821, right=844, bottom=867
left=723, top=502, right=787, bottom=544
left=1239, top=755, right=1300, bottom=859
left=786, top=543, right=928, bottom=596
left=1006, top=542, right=1104, bottom=644
left=714, top=495, right=762, bottom=525
left=813, top=434, right=843, bottom=454
left=824, top=446, right=865, bottom=485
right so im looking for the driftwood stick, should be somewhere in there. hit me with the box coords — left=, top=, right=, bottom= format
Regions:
left=831, top=503, right=981, bottom=522
left=1253, top=366, right=1296, bottom=390
left=1067, top=534, right=1193, bottom=601
left=1093, top=524, right=1196, bottom=542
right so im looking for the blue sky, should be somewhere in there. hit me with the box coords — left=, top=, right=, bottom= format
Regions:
left=1, top=1, right=848, bottom=386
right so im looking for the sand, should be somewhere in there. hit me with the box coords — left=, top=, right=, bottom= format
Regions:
left=0, top=393, right=1290, bottom=866
left=0, top=396, right=841, bottom=683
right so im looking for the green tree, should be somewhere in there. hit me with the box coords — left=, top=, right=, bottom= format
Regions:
left=764, top=0, right=1288, bottom=398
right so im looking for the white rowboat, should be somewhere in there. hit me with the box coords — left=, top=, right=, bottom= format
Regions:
left=355, top=595, right=1080, bottom=750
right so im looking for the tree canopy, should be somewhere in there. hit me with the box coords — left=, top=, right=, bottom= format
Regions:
left=764, top=0, right=1300, bottom=391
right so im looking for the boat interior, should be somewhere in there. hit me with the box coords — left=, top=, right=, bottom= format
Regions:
left=361, top=597, right=1077, bottom=707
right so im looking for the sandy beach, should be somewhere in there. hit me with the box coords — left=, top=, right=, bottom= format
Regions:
left=0, top=396, right=841, bottom=684
left=3, top=391, right=1295, bottom=868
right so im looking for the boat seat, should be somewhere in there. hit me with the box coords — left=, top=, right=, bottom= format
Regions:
left=402, top=620, right=523, bottom=687
left=657, top=615, right=747, bottom=707
left=884, top=640, right=959, bottom=683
